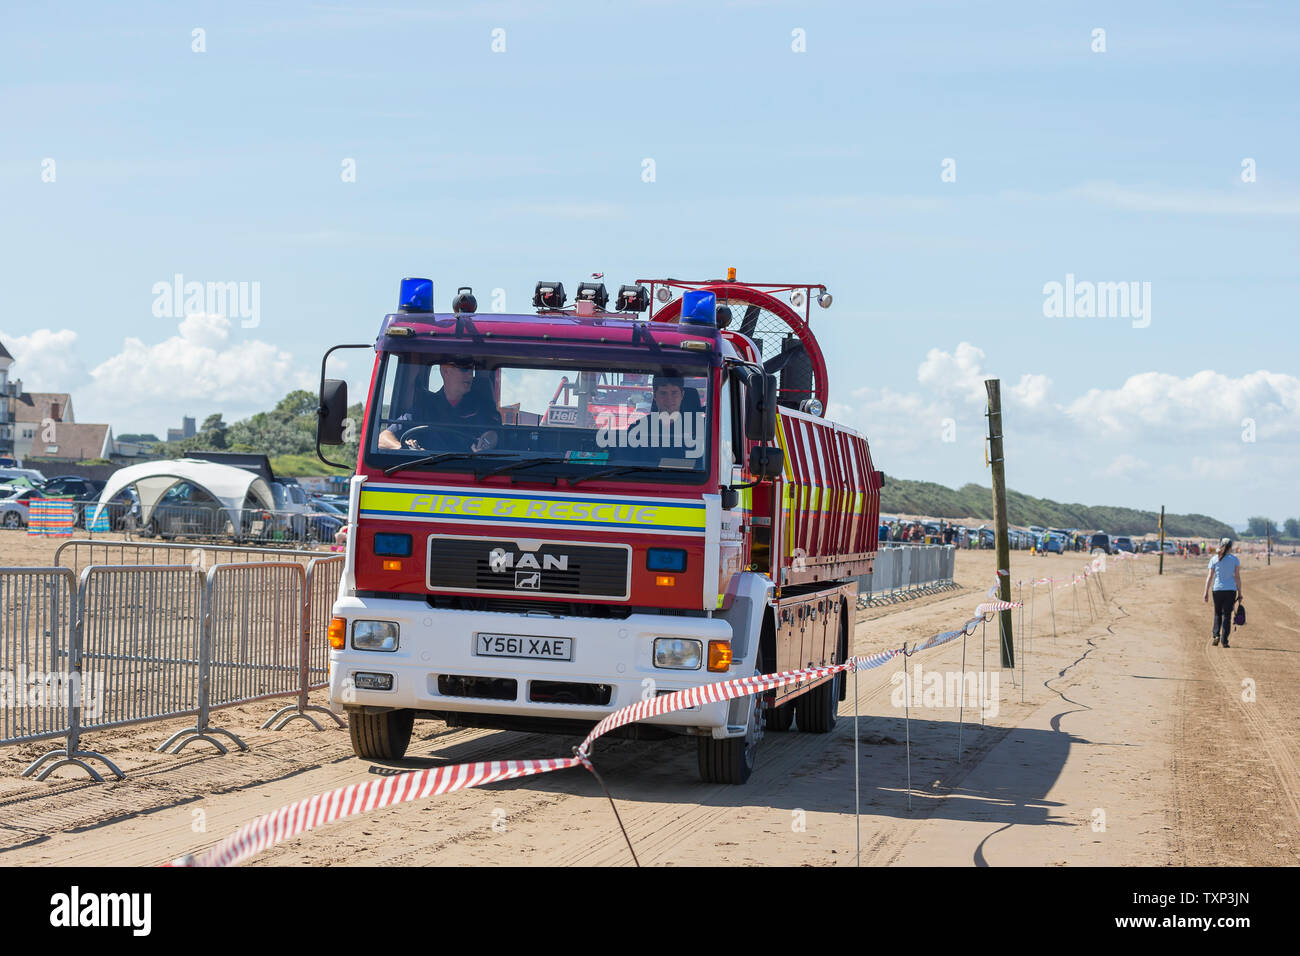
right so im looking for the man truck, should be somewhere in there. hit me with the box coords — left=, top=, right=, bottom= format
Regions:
left=317, top=271, right=881, bottom=783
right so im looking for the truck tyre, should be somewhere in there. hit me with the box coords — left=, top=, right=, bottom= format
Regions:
left=795, top=670, right=841, bottom=734
left=348, top=708, right=414, bottom=760
left=697, top=671, right=763, bottom=785
left=765, top=698, right=795, bottom=732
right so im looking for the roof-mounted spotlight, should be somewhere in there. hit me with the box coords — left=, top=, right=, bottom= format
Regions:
left=789, top=289, right=806, bottom=309
left=452, top=286, right=477, bottom=314
left=715, top=305, right=733, bottom=329
left=615, top=284, right=650, bottom=312
left=398, top=277, right=434, bottom=313
left=817, top=290, right=833, bottom=308
left=575, top=281, right=609, bottom=310
left=533, top=281, right=566, bottom=309
left=655, top=285, right=673, bottom=304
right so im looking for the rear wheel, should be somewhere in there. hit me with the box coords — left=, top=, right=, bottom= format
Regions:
left=348, top=708, right=415, bottom=760
left=2, top=511, right=22, bottom=529
left=765, top=697, right=795, bottom=731
left=795, top=670, right=841, bottom=734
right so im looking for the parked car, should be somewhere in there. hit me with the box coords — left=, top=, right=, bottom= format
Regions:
left=1113, top=536, right=1135, bottom=553
left=0, top=487, right=42, bottom=528
left=1089, top=533, right=1112, bottom=555
left=0, top=467, right=47, bottom=488
left=1038, top=532, right=1064, bottom=554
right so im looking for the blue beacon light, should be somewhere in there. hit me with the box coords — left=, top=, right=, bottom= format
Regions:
left=398, top=277, right=434, bottom=313
left=680, top=290, right=717, bottom=326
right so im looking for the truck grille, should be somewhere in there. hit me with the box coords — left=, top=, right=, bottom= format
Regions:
left=426, top=537, right=631, bottom=600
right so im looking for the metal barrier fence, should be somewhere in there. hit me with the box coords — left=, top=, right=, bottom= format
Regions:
left=54, top=539, right=334, bottom=577
left=856, top=545, right=956, bottom=604
left=77, top=565, right=204, bottom=735
left=0, top=568, right=77, bottom=748
left=127, top=504, right=344, bottom=546
left=2, top=553, right=346, bottom=781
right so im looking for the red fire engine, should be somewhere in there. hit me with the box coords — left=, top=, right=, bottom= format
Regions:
left=317, top=271, right=881, bottom=783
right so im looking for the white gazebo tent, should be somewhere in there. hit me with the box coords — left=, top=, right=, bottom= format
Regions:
left=92, top=458, right=276, bottom=530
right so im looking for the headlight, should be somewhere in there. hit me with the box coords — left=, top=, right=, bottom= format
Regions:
left=352, top=620, right=399, bottom=652
left=653, top=638, right=702, bottom=670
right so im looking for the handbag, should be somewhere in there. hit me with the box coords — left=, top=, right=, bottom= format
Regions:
left=1233, top=601, right=1246, bottom=627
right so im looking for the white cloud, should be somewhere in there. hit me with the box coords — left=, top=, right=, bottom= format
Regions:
left=1065, top=370, right=1300, bottom=441
left=1071, top=181, right=1300, bottom=217
left=917, top=342, right=988, bottom=404
left=5, top=316, right=317, bottom=435
left=1103, top=453, right=1147, bottom=479
left=915, top=342, right=1054, bottom=415
left=0, top=328, right=89, bottom=391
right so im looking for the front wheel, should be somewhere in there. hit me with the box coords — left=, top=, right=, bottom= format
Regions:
left=698, top=671, right=763, bottom=785
left=348, top=708, right=415, bottom=760
left=2, top=511, right=22, bottom=529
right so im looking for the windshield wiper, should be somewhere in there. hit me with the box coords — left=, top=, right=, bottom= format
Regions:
left=383, top=451, right=512, bottom=476
left=566, top=465, right=674, bottom=487
left=476, top=457, right=571, bottom=479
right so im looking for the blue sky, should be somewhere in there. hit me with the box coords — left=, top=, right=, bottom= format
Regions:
left=2, top=1, right=1298, bottom=526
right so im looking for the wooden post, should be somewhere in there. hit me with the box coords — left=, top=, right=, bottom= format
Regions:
left=984, top=379, right=1014, bottom=668
left=1267, top=521, right=1272, bottom=566
left=1158, top=506, right=1165, bottom=575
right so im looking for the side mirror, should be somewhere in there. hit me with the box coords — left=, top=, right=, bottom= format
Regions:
left=875, top=469, right=885, bottom=488
left=720, top=487, right=739, bottom=510
left=744, top=371, right=779, bottom=442
left=318, top=379, right=348, bottom=445
left=748, top=445, right=784, bottom=480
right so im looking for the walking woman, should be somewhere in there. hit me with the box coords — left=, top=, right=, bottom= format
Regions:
left=1203, top=537, right=1243, bottom=647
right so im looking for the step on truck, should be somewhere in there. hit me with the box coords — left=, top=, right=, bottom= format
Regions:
left=317, top=270, right=881, bottom=783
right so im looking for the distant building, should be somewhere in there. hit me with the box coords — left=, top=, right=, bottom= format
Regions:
left=166, top=415, right=197, bottom=443
left=27, top=423, right=115, bottom=463
left=0, top=337, right=122, bottom=465
left=0, top=340, right=16, bottom=460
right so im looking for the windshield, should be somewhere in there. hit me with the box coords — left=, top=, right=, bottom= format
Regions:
left=366, top=350, right=714, bottom=482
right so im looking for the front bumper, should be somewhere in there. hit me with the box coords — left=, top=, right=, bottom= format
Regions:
left=328, top=596, right=742, bottom=734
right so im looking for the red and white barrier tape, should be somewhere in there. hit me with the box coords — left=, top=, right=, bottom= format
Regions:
left=169, top=581, right=1029, bottom=868
left=169, top=756, right=580, bottom=868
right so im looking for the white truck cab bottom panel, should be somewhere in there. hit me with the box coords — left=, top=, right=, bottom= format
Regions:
left=328, top=596, right=744, bottom=734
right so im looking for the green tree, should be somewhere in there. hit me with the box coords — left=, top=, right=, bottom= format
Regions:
left=1284, top=518, right=1300, bottom=540
left=1245, top=516, right=1277, bottom=537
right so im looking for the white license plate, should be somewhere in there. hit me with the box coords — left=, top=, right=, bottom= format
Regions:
left=475, top=633, right=573, bottom=661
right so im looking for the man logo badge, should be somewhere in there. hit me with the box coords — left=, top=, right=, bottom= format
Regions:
left=489, top=547, right=569, bottom=573
left=514, top=571, right=542, bottom=590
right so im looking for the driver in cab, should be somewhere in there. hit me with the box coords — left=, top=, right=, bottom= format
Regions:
left=378, top=356, right=501, bottom=453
